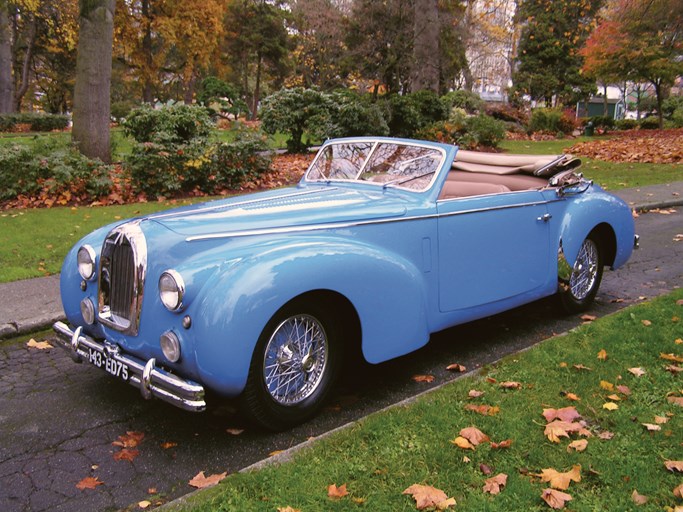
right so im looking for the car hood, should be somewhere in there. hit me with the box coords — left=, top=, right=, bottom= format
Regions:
left=145, top=185, right=409, bottom=239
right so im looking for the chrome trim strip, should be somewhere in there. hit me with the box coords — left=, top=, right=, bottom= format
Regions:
left=150, top=188, right=337, bottom=220
left=53, top=321, right=206, bottom=412
left=187, top=198, right=559, bottom=242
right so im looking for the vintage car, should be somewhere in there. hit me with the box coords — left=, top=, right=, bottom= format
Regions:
left=53, top=137, right=637, bottom=430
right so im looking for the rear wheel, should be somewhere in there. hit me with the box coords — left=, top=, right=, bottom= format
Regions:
left=559, top=234, right=603, bottom=313
left=241, top=299, right=342, bottom=430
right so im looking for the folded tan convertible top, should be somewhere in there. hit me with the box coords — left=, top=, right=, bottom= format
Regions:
left=453, top=149, right=573, bottom=176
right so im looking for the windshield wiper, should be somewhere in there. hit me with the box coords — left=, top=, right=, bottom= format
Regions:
left=383, top=170, right=436, bottom=189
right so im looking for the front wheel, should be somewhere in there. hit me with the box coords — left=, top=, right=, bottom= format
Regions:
left=558, top=235, right=604, bottom=313
left=240, top=300, right=342, bottom=431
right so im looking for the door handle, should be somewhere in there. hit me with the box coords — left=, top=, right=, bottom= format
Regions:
left=537, top=213, right=552, bottom=222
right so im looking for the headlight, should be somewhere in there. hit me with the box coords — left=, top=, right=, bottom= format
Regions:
left=160, top=331, right=181, bottom=363
left=159, top=269, right=185, bottom=311
left=80, top=298, right=96, bottom=324
left=77, top=245, right=97, bottom=280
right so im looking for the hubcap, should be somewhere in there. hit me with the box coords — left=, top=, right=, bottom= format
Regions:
left=263, top=315, right=328, bottom=405
left=569, top=239, right=599, bottom=300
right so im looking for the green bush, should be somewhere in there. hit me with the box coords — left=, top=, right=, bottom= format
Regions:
left=662, top=96, right=683, bottom=127
left=484, top=103, right=529, bottom=125
left=528, top=108, right=575, bottom=134
left=0, top=113, right=69, bottom=132
left=0, top=137, right=112, bottom=202
left=202, top=134, right=272, bottom=192
left=639, top=116, right=660, bottom=130
left=441, top=90, right=484, bottom=114
left=328, top=91, right=390, bottom=137
left=615, top=118, right=639, bottom=130
left=589, top=115, right=615, bottom=130
left=384, top=91, right=448, bottom=138
left=123, top=103, right=213, bottom=144
left=417, top=113, right=506, bottom=149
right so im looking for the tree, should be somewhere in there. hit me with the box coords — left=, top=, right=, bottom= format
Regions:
left=72, top=0, right=115, bottom=163
left=582, top=0, right=683, bottom=128
left=411, top=0, right=440, bottom=92
left=512, top=0, right=602, bottom=106
left=223, top=0, right=291, bottom=119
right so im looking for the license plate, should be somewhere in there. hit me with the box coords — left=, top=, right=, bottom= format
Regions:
left=87, top=347, right=129, bottom=381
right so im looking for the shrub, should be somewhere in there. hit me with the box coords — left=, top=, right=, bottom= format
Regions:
left=0, top=138, right=112, bottom=202
left=198, top=76, right=249, bottom=120
left=110, top=101, right=136, bottom=123
left=639, top=116, right=660, bottom=130
left=589, top=115, right=615, bottom=130
left=662, top=96, right=683, bottom=128
left=485, top=103, right=529, bottom=125
left=260, top=87, right=334, bottom=153
left=123, top=103, right=213, bottom=144
left=442, top=90, right=484, bottom=114
left=528, top=108, right=575, bottom=135
left=327, top=91, right=390, bottom=137
left=615, top=118, right=639, bottom=130
left=417, top=113, right=506, bottom=149
left=0, top=113, right=69, bottom=132
left=202, top=133, right=272, bottom=192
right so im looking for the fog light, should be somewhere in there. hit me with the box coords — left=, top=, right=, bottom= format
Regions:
left=80, top=298, right=95, bottom=324
left=77, top=245, right=97, bottom=280
left=160, top=331, right=181, bottom=363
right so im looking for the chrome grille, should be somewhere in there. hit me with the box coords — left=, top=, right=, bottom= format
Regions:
left=98, top=222, right=147, bottom=335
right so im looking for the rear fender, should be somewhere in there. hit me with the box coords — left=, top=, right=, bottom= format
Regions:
left=190, top=236, right=430, bottom=396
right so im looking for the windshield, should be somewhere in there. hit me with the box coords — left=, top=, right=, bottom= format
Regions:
left=305, top=141, right=444, bottom=192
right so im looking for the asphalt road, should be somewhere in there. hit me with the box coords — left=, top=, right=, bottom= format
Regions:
left=1, top=209, right=681, bottom=512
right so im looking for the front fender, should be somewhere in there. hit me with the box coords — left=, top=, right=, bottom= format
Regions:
left=189, top=236, right=430, bottom=396
left=554, top=186, right=635, bottom=269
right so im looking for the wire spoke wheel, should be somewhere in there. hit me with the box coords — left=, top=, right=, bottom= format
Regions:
left=569, top=238, right=599, bottom=301
left=263, top=315, right=328, bottom=405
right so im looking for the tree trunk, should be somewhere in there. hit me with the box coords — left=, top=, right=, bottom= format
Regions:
left=72, top=0, right=116, bottom=163
left=251, top=52, right=262, bottom=120
left=13, top=14, right=36, bottom=112
left=411, top=0, right=439, bottom=93
left=0, top=4, right=13, bottom=113
left=141, top=0, right=154, bottom=103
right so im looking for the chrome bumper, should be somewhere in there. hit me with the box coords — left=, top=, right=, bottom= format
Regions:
left=53, top=321, right=206, bottom=412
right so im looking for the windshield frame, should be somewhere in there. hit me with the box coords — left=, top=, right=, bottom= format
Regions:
left=303, top=139, right=447, bottom=193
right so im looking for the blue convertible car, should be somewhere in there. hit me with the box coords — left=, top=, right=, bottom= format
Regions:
left=53, top=137, right=637, bottom=429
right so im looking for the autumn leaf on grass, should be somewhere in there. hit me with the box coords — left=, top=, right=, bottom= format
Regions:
left=328, top=483, right=348, bottom=499
left=668, top=395, right=683, bottom=407
left=631, top=490, right=648, bottom=505
left=661, top=353, right=683, bottom=363
left=674, top=483, right=683, bottom=498
left=542, top=407, right=581, bottom=423
left=113, top=448, right=139, bottom=462
left=138, top=500, right=151, bottom=509
left=597, top=349, right=608, bottom=360
left=567, top=440, right=588, bottom=452
left=112, top=431, right=145, bottom=449
left=616, top=384, right=632, bottom=396
left=468, top=389, right=485, bottom=398
left=544, top=421, right=582, bottom=443
left=499, top=381, right=522, bottom=390
left=277, top=507, right=301, bottom=512
left=403, top=484, right=456, bottom=510
left=603, top=402, right=619, bottom=411
left=561, top=391, right=581, bottom=401
left=26, top=338, right=53, bottom=350
left=446, top=363, right=466, bottom=372
left=491, top=439, right=513, bottom=449
left=188, top=471, right=227, bottom=489
left=459, top=427, right=490, bottom=446
left=160, top=442, right=177, bottom=450
left=451, top=436, right=475, bottom=450
left=600, top=380, right=614, bottom=391
left=465, top=404, right=500, bottom=416
left=537, top=465, right=582, bottom=490
left=642, top=423, right=661, bottom=432
left=665, top=364, right=683, bottom=374
left=664, top=461, right=683, bottom=473
left=76, top=476, right=104, bottom=490
left=573, top=364, right=592, bottom=371
left=483, top=474, right=508, bottom=495
left=542, top=488, right=572, bottom=509
left=628, top=367, right=646, bottom=377
left=581, top=314, right=597, bottom=322
left=412, top=374, right=435, bottom=383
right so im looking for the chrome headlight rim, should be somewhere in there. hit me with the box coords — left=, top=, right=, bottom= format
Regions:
left=159, top=269, right=185, bottom=311
left=77, top=245, right=97, bottom=280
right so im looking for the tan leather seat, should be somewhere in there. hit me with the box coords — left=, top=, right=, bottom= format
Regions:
left=447, top=171, right=547, bottom=191
left=439, top=181, right=510, bottom=199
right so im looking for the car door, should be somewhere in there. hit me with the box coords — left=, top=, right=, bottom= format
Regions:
left=436, top=190, right=551, bottom=312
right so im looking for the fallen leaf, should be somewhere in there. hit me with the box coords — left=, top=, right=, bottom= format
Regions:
left=642, top=423, right=661, bottom=432
left=468, top=389, right=485, bottom=398
left=628, top=367, right=646, bottom=377
left=412, top=374, right=435, bottom=383
left=479, top=463, right=493, bottom=475
left=491, top=439, right=513, bottom=449
left=581, top=314, right=597, bottom=322
left=631, top=490, right=648, bottom=505
left=668, top=396, right=683, bottom=407
left=673, top=482, right=683, bottom=498
left=451, top=436, right=475, bottom=450
left=446, top=363, right=466, bottom=372
left=464, top=404, right=500, bottom=416
left=500, top=381, right=522, bottom=390
left=676, top=338, right=683, bottom=344
left=598, top=431, right=614, bottom=440
left=661, top=353, right=683, bottom=363
left=607, top=394, right=621, bottom=401
left=138, top=500, right=151, bottom=509
left=537, top=465, right=581, bottom=490
left=148, top=488, right=157, bottom=494
left=188, top=471, right=227, bottom=489
left=160, top=442, right=177, bottom=449
left=403, top=484, right=456, bottom=510
left=543, top=407, right=581, bottom=423
left=26, top=338, right=53, bottom=350
left=277, top=507, right=301, bottom=512
left=600, top=380, right=614, bottom=391
left=597, top=349, right=608, bottom=360
left=603, top=402, right=619, bottom=411
left=544, top=421, right=583, bottom=443
left=654, top=416, right=668, bottom=424
left=112, top=431, right=145, bottom=449
left=460, top=427, right=490, bottom=446
left=328, top=483, right=348, bottom=499
left=665, top=461, right=683, bottom=473
left=573, top=364, right=592, bottom=371
left=562, top=392, right=581, bottom=401
left=483, top=473, right=508, bottom=495
left=113, top=448, right=139, bottom=462
left=641, top=319, right=652, bottom=326
left=665, top=365, right=682, bottom=374
left=269, top=450, right=285, bottom=457
left=76, top=476, right=104, bottom=490
left=226, top=428, right=244, bottom=436
left=567, top=439, right=588, bottom=452
left=616, top=385, right=632, bottom=396
left=541, top=488, right=572, bottom=509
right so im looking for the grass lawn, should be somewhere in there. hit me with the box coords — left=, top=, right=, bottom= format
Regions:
left=164, top=290, right=683, bottom=511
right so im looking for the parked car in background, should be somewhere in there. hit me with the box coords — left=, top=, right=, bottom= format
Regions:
left=53, top=137, right=637, bottom=430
